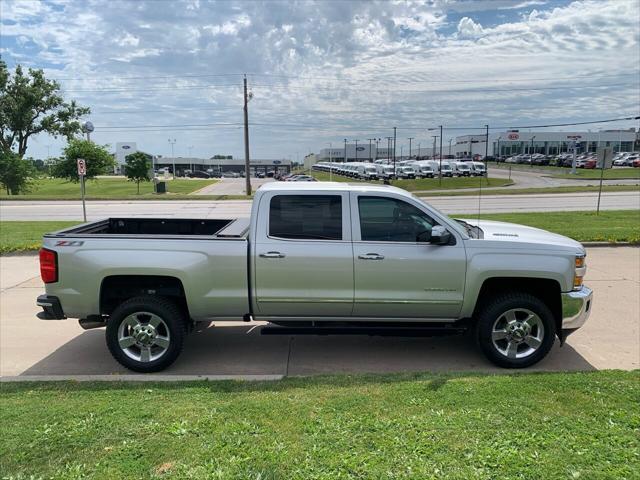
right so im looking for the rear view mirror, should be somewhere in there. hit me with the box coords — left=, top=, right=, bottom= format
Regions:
left=430, top=225, right=451, bottom=245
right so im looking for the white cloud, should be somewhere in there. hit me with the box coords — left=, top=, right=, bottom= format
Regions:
left=457, top=17, right=484, bottom=37
left=1, top=0, right=637, bottom=159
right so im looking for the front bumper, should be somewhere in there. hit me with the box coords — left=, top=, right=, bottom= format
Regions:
left=561, top=286, right=592, bottom=332
left=36, top=294, right=66, bottom=320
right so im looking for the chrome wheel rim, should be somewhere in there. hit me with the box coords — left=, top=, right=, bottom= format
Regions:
left=491, top=308, right=544, bottom=360
left=117, top=312, right=171, bottom=363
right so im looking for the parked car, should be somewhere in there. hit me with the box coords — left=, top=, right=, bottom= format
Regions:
left=469, top=161, right=486, bottom=176
left=583, top=159, right=597, bottom=169
left=439, top=162, right=453, bottom=177
left=452, top=162, right=472, bottom=177
left=37, top=183, right=592, bottom=372
left=186, top=170, right=211, bottom=179
left=291, top=175, right=317, bottom=182
left=222, top=172, right=239, bottom=178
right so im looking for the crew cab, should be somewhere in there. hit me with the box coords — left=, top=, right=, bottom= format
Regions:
left=37, top=183, right=592, bottom=372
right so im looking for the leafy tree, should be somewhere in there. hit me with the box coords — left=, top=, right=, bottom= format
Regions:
left=51, top=139, right=115, bottom=182
left=124, top=151, right=151, bottom=194
left=0, top=149, right=35, bottom=195
left=0, top=60, right=90, bottom=156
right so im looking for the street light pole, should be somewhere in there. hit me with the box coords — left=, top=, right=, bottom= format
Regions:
left=449, top=138, right=453, bottom=157
left=168, top=138, right=176, bottom=178
left=530, top=136, right=536, bottom=168
left=326, top=142, right=333, bottom=181
left=354, top=139, right=359, bottom=161
left=393, top=127, right=397, bottom=178
left=407, top=137, right=414, bottom=159
left=367, top=138, right=375, bottom=162
left=344, top=138, right=347, bottom=163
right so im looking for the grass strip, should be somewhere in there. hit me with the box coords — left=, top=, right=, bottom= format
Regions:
left=2, top=210, right=638, bottom=254
left=0, top=177, right=218, bottom=200
left=1, top=370, right=638, bottom=479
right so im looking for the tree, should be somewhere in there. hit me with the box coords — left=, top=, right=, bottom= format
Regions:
left=0, top=149, right=35, bottom=195
left=0, top=60, right=90, bottom=157
left=51, top=139, right=115, bottom=182
left=124, top=152, right=151, bottom=194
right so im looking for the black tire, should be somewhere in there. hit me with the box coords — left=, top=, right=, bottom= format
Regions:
left=106, top=296, right=186, bottom=373
left=475, top=292, right=556, bottom=368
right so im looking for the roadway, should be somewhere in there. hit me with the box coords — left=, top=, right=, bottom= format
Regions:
left=1, top=191, right=638, bottom=220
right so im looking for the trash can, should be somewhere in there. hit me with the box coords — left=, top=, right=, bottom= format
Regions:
left=156, top=181, right=166, bottom=194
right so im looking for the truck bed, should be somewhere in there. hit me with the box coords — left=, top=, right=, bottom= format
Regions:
left=46, top=217, right=250, bottom=238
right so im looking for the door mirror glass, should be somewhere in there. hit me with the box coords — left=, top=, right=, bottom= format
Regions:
left=430, top=225, right=451, bottom=245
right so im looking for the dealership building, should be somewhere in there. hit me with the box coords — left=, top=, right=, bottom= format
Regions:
left=155, top=157, right=291, bottom=176
left=113, top=143, right=290, bottom=175
left=455, top=129, right=637, bottom=158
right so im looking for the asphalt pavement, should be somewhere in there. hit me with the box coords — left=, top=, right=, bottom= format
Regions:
left=1, top=248, right=638, bottom=379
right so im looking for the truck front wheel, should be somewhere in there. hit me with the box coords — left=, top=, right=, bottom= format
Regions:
left=106, top=296, right=186, bottom=373
left=476, top=292, right=555, bottom=368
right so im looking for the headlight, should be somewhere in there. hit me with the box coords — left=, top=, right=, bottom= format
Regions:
left=573, top=254, right=586, bottom=290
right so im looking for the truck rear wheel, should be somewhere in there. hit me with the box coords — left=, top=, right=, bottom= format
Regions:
left=106, top=296, right=186, bottom=373
left=476, top=292, right=555, bottom=368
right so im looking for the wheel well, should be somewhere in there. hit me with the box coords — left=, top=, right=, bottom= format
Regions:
left=100, top=275, right=188, bottom=317
left=473, top=277, right=562, bottom=333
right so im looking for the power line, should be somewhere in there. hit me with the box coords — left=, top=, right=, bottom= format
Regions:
left=65, top=80, right=638, bottom=95
left=92, top=115, right=640, bottom=133
left=51, top=71, right=638, bottom=84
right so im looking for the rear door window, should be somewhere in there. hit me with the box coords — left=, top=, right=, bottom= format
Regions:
left=269, top=195, right=342, bottom=240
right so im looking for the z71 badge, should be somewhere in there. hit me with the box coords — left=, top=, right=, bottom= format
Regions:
left=54, top=240, right=84, bottom=247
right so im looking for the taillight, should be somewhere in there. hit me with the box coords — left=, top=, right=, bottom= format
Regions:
left=39, top=248, right=58, bottom=283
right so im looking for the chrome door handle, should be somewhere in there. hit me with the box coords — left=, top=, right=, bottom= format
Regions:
left=260, top=251, right=286, bottom=258
left=358, top=253, right=385, bottom=260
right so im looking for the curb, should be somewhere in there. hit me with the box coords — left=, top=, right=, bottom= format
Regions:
left=582, top=242, right=638, bottom=248
left=0, top=374, right=284, bottom=382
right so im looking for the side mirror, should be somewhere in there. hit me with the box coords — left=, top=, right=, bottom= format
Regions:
left=429, top=225, right=451, bottom=245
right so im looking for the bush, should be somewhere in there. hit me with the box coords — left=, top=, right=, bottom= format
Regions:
left=51, top=139, right=115, bottom=182
left=0, top=149, right=35, bottom=195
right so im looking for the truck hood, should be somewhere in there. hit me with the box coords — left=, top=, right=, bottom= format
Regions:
left=457, top=218, right=584, bottom=251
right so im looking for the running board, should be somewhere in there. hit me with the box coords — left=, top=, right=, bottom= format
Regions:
left=260, top=325, right=468, bottom=337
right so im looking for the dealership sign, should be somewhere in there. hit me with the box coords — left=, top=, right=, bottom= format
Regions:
left=507, top=133, right=520, bottom=140
left=356, top=146, right=365, bottom=151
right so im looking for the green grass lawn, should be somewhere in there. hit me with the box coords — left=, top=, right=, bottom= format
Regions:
left=490, top=163, right=640, bottom=179
left=421, top=184, right=639, bottom=196
left=0, top=177, right=217, bottom=200
left=2, top=210, right=638, bottom=254
left=0, top=221, right=78, bottom=254
left=552, top=168, right=640, bottom=179
left=465, top=210, right=640, bottom=244
left=1, top=371, right=638, bottom=479
left=308, top=171, right=512, bottom=191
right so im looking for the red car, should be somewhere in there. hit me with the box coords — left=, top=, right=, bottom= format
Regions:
left=583, top=159, right=597, bottom=169
left=633, top=158, right=640, bottom=168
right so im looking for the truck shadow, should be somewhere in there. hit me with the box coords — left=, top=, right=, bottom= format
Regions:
left=19, top=324, right=596, bottom=377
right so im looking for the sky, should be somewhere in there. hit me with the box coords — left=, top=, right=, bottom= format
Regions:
left=1, top=0, right=639, bottom=160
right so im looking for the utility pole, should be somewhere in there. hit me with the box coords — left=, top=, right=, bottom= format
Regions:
left=407, top=137, right=414, bottom=158
left=484, top=124, right=489, bottom=178
left=367, top=138, right=375, bottom=162
left=354, top=139, right=359, bottom=161
left=530, top=136, right=536, bottom=168
left=327, top=142, right=333, bottom=181
left=385, top=137, right=393, bottom=162
left=449, top=138, right=453, bottom=156
left=243, top=75, right=252, bottom=195
left=439, top=125, right=443, bottom=180
left=168, top=138, right=176, bottom=178
left=393, top=127, right=397, bottom=177
left=343, top=138, right=347, bottom=162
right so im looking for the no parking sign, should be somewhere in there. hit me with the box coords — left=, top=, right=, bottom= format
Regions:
left=77, top=158, right=87, bottom=176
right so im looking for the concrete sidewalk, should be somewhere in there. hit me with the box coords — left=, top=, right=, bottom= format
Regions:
left=1, top=248, right=638, bottom=379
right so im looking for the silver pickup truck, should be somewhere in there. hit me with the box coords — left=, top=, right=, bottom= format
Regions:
left=37, top=182, right=592, bottom=372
